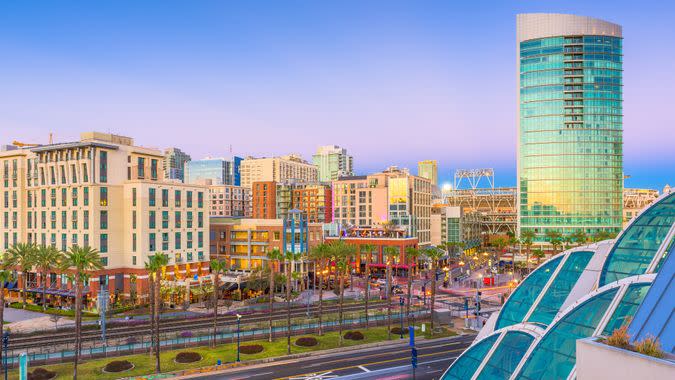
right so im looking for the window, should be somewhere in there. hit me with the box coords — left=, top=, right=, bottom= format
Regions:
left=71, top=164, right=77, bottom=183
left=198, top=231, right=203, bottom=248
left=162, top=211, right=169, bottom=228
left=162, top=233, right=169, bottom=250
left=61, top=233, right=67, bottom=251
left=83, top=233, right=89, bottom=247
left=132, top=210, right=137, bottom=229
left=175, top=232, right=181, bottom=249
left=83, top=187, right=89, bottom=206
left=197, top=192, right=204, bottom=208
left=72, top=188, right=78, bottom=206
left=132, top=255, right=137, bottom=265
left=149, top=233, right=156, bottom=251
left=186, top=211, right=193, bottom=228
left=100, top=257, right=108, bottom=266
left=187, top=231, right=193, bottom=248
left=51, top=189, right=56, bottom=206
left=51, top=211, right=56, bottom=229
left=162, top=189, right=169, bottom=207
left=149, top=211, right=156, bottom=229
left=137, top=157, right=145, bottom=178
left=82, top=163, right=88, bottom=182
left=72, top=211, right=77, bottom=229
left=187, top=191, right=192, bottom=207
left=150, top=159, right=158, bottom=180
left=100, top=210, right=108, bottom=229
left=187, top=252, right=193, bottom=262
left=132, top=188, right=137, bottom=206
left=175, top=211, right=181, bottom=228
left=198, top=212, right=203, bottom=228
left=132, top=233, right=137, bottom=252
left=99, top=151, right=108, bottom=183
left=198, top=252, right=204, bottom=261
left=175, top=190, right=181, bottom=207
left=100, top=233, right=108, bottom=253
left=100, top=187, right=108, bottom=206
left=149, top=188, right=156, bottom=206
left=62, top=188, right=67, bottom=206
left=83, top=210, right=89, bottom=229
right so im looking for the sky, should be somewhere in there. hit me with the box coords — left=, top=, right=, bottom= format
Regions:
left=1, top=0, right=673, bottom=190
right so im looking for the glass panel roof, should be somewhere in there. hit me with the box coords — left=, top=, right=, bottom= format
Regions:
left=516, top=288, right=618, bottom=380
left=528, top=250, right=594, bottom=326
left=442, top=334, right=499, bottom=380
left=476, top=331, right=534, bottom=380
left=496, top=256, right=563, bottom=330
left=603, top=283, right=651, bottom=335
left=599, top=192, right=675, bottom=286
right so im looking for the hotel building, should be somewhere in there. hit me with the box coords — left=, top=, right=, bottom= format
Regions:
left=312, top=145, right=353, bottom=182
left=240, top=155, right=318, bottom=189
left=517, top=13, right=624, bottom=241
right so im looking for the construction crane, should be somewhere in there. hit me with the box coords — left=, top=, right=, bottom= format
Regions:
left=11, top=140, right=40, bottom=148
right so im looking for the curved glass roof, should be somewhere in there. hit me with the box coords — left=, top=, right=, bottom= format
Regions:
left=442, top=334, right=499, bottom=380
left=528, top=250, right=594, bottom=326
left=602, top=283, right=651, bottom=335
left=476, top=331, right=535, bottom=380
left=495, top=256, right=563, bottom=330
left=599, top=192, right=675, bottom=286
left=516, top=288, right=619, bottom=380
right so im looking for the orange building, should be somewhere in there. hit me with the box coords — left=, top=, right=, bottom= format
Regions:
left=252, top=181, right=276, bottom=219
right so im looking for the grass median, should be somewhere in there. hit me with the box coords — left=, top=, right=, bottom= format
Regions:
left=10, top=323, right=456, bottom=380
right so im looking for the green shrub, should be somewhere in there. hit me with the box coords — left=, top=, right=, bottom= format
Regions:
left=295, top=337, right=318, bottom=347
left=175, top=352, right=202, bottom=363
left=239, top=344, right=264, bottom=354
left=102, top=360, right=134, bottom=373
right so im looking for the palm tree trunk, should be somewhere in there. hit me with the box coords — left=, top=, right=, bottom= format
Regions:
left=154, top=269, right=161, bottom=373
left=387, top=263, right=392, bottom=340
left=268, top=263, right=274, bottom=342
left=526, top=246, right=531, bottom=273
left=21, top=272, right=27, bottom=309
left=286, top=261, right=291, bottom=355
left=0, top=285, right=5, bottom=376
left=73, top=273, right=82, bottom=380
left=338, top=266, right=345, bottom=346
left=42, top=271, right=48, bottom=311
left=317, top=260, right=324, bottom=335
left=212, top=275, right=219, bottom=347
left=364, top=255, right=370, bottom=330
left=430, top=263, right=437, bottom=335
left=148, top=275, right=155, bottom=355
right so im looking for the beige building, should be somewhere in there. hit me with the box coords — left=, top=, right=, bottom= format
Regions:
left=623, top=188, right=659, bottom=226
left=1, top=132, right=210, bottom=300
left=208, top=184, right=251, bottom=217
left=332, top=166, right=432, bottom=246
left=240, top=154, right=318, bottom=188
left=417, top=160, right=438, bottom=187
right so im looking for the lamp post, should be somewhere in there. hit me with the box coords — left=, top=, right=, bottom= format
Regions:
left=236, top=314, right=241, bottom=362
left=399, top=296, right=404, bottom=339
left=2, top=331, right=9, bottom=380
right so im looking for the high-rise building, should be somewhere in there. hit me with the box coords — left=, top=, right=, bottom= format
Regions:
left=312, top=145, right=353, bottom=182
left=332, top=166, right=432, bottom=245
left=185, top=157, right=241, bottom=186
left=251, top=181, right=332, bottom=223
left=517, top=13, right=624, bottom=241
left=251, top=181, right=277, bottom=219
left=163, top=147, right=191, bottom=182
left=208, top=183, right=251, bottom=218
left=240, top=155, right=318, bottom=188
left=417, top=160, right=438, bottom=187
left=0, top=132, right=210, bottom=300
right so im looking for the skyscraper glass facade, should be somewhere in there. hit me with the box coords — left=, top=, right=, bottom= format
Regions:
left=518, top=16, right=623, bottom=241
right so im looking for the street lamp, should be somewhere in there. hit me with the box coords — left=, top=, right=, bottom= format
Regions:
left=399, top=296, right=405, bottom=339
left=236, top=314, right=242, bottom=362
left=2, top=331, right=9, bottom=380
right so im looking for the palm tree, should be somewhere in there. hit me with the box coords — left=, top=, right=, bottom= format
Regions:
left=6, top=243, right=37, bottom=309
left=265, top=247, right=282, bottom=342
left=144, top=261, right=156, bottom=356
left=545, top=230, right=563, bottom=253
left=61, top=246, right=103, bottom=380
left=146, top=253, right=169, bottom=374
left=532, top=248, right=545, bottom=265
left=404, top=247, right=420, bottom=323
left=210, top=259, right=226, bottom=347
left=284, top=250, right=301, bottom=355
left=34, top=245, right=64, bottom=311
left=0, top=252, right=15, bottom=377
left=520, top=230, right=535, bottom=273
left=383, top=246, right=399, bottom=340
left=359, top=243, right=376, bottom=329
left=329, top=240, right=355, bottom=346
left=309, top=244, right=330, bottom=335
left=571, top=230, right=588, bottom=246
left=424, top=247, right=444, bottom=335
left=592, top=230, right=615, bottom=242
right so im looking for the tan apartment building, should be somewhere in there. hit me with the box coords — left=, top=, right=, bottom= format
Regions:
left=207, top=183, right=251, bottom=217
left=0, top=132, right=210, bottom=302
left=332, top=166, right=432, bottom=246
left=240, top=154, right=318, bottom=188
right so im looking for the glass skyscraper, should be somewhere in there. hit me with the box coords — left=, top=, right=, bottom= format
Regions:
left=185, top=157, right=242, bottom=186
left=517, top=14, right=623, bottom=241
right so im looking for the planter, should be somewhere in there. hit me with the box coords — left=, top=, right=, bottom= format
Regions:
left=295, top=337, right=318, bottom=347
left=240, top=344, right=264, bottom=354
left=102, top=360, right=135, bottom=373
left=174, top=352, right=203, bottom=364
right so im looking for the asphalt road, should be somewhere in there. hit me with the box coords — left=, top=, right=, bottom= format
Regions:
left=191, top=334, right=475, bottom=380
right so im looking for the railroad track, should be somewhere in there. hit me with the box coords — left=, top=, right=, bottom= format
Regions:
left=9, top=300, right=392, bottom=350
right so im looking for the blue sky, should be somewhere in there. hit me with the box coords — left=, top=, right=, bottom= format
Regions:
left=1, top=1, right=673, bottom=189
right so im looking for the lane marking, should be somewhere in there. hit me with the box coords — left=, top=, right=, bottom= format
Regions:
left=357, top=365, right=370, bottom=372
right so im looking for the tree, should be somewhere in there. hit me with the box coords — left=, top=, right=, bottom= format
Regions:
left=424, top=247, right=444, bottom=335
left=329, top=240, right=356, bottom=346
left=210, top=259, right=226, bottom=347
left=265, top=248, right=282, bottom=342
left=545, top=230, right=563, bottom=253
left=383, top=246, right=399, bottom=340
left=359, top=244, right=376, bottom=329
left=5, top=243, right=37, bottom=309
left=592, top=230, right=615, bottom=242
left=520, top=230, right=535, bottom=273
left=309, top=244, right=330, bottom=335
left=284, top=250, right=302, bottom=354
left=146, top=253, right=169, bottom=374
left=404, top=247, right=420, bottom=323
left=34, top=245, right=64, bottom=311
left=532, top=249, right=545, bottom=265
left=571, top=230, right=589, bottom=246
left=60, top=246, right=103, bottom=380
left=0, top=252, right=15, bottom=377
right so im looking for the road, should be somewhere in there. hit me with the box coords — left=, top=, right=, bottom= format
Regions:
left=189, top=334, right=475, bottom=380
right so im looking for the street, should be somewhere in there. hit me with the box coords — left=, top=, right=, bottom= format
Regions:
left=189, top=334, right=475, bottom=380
